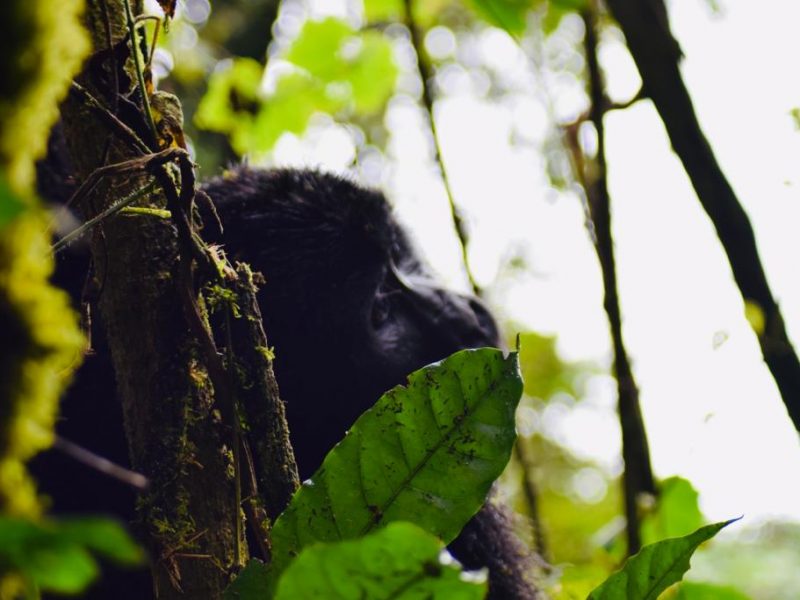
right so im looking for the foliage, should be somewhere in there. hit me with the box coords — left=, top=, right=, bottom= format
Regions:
left=196, top=17, right=398, bottom=156
left=225, top=348, right=523, bottom=598
left=588, top=520, right=737, bottom=600
left=0, top=516, right=144, bottom=597
left=274, top=522, right=486, bottom=599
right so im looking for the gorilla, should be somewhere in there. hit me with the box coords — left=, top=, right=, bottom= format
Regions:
left=35, top=166, right=537, bottom=599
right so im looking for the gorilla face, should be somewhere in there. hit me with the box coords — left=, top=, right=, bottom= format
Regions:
left=200, top=168, right=500, bottom=476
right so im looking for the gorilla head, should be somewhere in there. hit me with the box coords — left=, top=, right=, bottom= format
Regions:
left=200, top=168, right=499, bottom=476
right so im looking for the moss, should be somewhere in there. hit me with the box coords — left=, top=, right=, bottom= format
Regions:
left=0, top=0, right=89, bottom=522
left=255, top=346, right=275, bottom=362
left=0, top=211, right=84, bottom=516
left=0, top=1, right=90, bottom=193
left=204, top=283, right=241, bottom=317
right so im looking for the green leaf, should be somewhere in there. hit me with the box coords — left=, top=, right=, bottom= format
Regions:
left=194, top=57, right=263, bottom=143
left=285, top=18, right=354, bottom=82
left=588, top=520, right=738, bottom=600
left=345, top=32, right=399, bottom=113
left=198, top=18, right=397, bottom=156
left=467, top=0, right=532, bottom=37
left=641, top=477, right=704, bottom=546
left=0, top=516, right=144, bottom=595
left=675, top=581, right=752, bottom=600
left=247, top=72, right=339, bottom=153
left=274, top=522, right=487, bottom=599
left=284, top=18, right=397, bottom=113
left=269, top=348, right=522, bottom=589
left=223, top=559, right=271, bottom=600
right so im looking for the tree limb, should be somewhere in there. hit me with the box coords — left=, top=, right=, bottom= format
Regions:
left=605, top=0, right=800, bottom=431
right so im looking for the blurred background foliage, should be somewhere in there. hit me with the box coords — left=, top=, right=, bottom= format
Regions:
left=71, top=0, right=800, bottom=597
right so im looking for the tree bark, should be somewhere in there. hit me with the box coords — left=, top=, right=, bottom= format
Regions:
left=60, top=2, right=243, bottom=597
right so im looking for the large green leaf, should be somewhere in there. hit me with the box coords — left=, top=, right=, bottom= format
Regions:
left=274, top=522, right=486, bottom=599
left=269, top=348, right=522, bottom=587
left=0, top=516, right=144, bottom=595
left=588, top=520, right=738, bottom=600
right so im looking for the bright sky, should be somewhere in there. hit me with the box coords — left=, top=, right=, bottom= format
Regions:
left=272, top=0, right=800, bottom=523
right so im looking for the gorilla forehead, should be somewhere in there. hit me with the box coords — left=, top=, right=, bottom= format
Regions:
left=202, top=167, right=399, bottom=285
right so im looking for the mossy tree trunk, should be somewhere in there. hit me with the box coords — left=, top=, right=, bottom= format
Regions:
left=60, top=2, right=244, bottom=597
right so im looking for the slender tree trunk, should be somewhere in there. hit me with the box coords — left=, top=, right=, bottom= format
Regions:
left=580, top=5, right=656, bottom=556
left=605, top=0, right=800, bottom=430
left=60, top=2, right=243, bottom=597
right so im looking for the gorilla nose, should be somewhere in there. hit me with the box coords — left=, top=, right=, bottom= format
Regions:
left=429, top=289, right=501, bottom=350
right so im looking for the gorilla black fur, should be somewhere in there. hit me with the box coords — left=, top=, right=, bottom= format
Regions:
left=37, top=166, right=538, bottom=599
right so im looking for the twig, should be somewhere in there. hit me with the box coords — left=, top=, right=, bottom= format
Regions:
left=70, top=81, right=151, bottom=154
left=514, top=442, right=550, bottom=565
left=402, top=0, right=480, bottom=295
left=135, top=15, right=162, bottom=68
left=52, top=180, right=158, bottom=254
left=53, top=436, right=149, bottom=490
left=123, top=0, right=157, bottom=143
left=604, top=0, right=800, bottom=432
left=578, top=4, right=655, bottom=556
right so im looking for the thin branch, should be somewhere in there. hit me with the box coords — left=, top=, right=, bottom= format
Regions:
left=604, top=0, right=800, bottom=432
left=123, top=0, right=157, bottom=143
left=579, top=5, right=655, bottom=555
left=70, top=81, right=151, bottom=154
left=402, top=0, right=480, bottom=295
left=514, top=441, right=550, bottom=566
left=52, top=180, right=157, bottom=254
left=53, top=436, right=149, bottom=490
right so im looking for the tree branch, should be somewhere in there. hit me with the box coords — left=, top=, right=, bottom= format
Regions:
left=605, top=0, right=800, bottom=431
left=576, top=5, right=656, bottom=556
